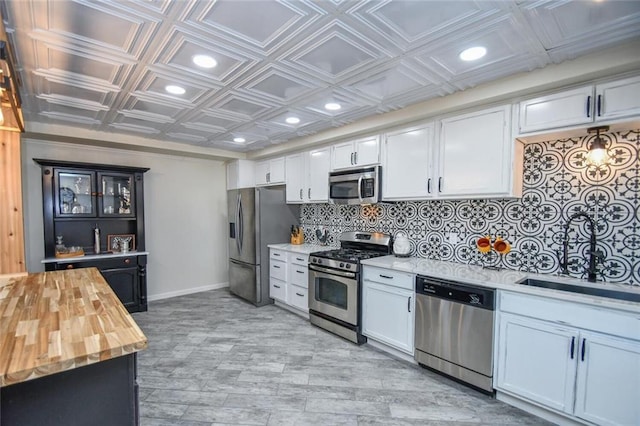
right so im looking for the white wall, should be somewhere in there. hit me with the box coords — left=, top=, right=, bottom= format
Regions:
left=22, top=139, right=229, bottom=300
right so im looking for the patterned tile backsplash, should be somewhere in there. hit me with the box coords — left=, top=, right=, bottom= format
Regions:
left=300, top=129, right=640, bottom=286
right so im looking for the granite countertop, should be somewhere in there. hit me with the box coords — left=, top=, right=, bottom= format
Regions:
left=361, top=255, right=640, bottom=314
left=42, top=250, right=150, bottom=264
left=0, top=268, right=148, bottom=387
left=267, top=243, right=329, bottom=254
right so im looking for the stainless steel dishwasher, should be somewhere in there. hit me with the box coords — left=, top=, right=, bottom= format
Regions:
left=414, top=275, right=495, bottom=393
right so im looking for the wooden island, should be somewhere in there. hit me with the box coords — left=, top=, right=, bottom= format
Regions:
left=0, top=268, right=147, bottom=426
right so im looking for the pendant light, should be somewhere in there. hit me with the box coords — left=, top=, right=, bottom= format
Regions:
left=586, top=125, right=610, bottom=166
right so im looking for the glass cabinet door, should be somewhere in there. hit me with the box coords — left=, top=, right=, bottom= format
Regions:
left=55, top=170, right=95, bottom=217
left=99, top=172, right=135, bottom=217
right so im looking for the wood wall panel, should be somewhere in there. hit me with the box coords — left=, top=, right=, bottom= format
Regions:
left=0, top=131, right=25, bottom=273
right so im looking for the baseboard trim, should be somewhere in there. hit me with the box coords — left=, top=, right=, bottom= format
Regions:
left=147, top=282, right=229, bottom=302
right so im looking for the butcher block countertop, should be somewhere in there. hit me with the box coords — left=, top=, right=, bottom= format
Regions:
left=0, top=268, right=147, bottom=387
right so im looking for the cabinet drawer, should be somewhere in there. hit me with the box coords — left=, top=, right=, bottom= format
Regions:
left=287, top=285, right=308, bottom=312
left=288, top=252, right=308, bottom=266
left=270, top=249, right=286, bottom=261
left=362, top=266, right=414, bottom=290
left=499, top=291, right=640, bottom=340
left=270, top=259, right=286, bottom=281
left=289, top=263, right=308, bottom=287
left=54, top=255, right=140, bottom=270
left=270, top=278, right=286, bottom=302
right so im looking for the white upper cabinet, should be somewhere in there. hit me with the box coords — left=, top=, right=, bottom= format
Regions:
left=255, top=157, right=285, bottom=186
left=307, top=147, right=331, bottom=202
left=517, top=74, right=640, bottom=135
left=439, top=105, right=517, bottom=197
left=382, top=105, right=521, bottom=200
left=331, top=136, right=380, bottom=170
left=285, top=153, right=305, bottom=203
left=382, top=123, right=435, bottom=201
left=595, top=75, right=640, bottom=120
left=284, top=148, right=330, bottom=204
left=226, top=159, right=255, bottom=190
left=518, top=86, right=594, bottom=134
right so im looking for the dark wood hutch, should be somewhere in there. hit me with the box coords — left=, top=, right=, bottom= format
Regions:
left=35, top=159, right=149, bottom=312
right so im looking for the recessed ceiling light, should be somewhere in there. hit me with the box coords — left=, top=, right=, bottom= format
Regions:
left=192, top=54, right=217, bottom=68
left=285, top=116, right=300, bottom=124
left=233, top=137, right=246, bottom=143
left=165, top=85, right=186, bottom=95
left=324, top=102, right=341, bottom=111
left=459, top=46, right=487, bottom=61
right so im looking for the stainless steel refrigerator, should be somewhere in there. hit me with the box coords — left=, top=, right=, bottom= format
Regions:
left=228, top=186, right=300, bottom=306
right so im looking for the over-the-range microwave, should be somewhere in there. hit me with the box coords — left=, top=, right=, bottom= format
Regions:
left=328, top=165, right=380, bottom=205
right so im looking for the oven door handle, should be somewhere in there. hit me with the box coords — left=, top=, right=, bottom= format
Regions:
left=309, top=264, right=356, bottom=279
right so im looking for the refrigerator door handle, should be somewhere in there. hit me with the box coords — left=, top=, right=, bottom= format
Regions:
left=238, top=193, right=244, bottom=253
left=235, top=193, right=242, bottom=254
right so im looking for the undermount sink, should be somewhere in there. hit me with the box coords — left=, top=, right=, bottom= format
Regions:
left=517, top=278, right=640, bottom=303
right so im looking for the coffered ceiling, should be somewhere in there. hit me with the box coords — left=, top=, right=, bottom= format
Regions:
left=3, top=0, right=640, bottom=154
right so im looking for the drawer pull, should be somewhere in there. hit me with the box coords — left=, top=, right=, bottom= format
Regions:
left=273, top=265, right=281, bottom=269
left=273, top=253, right=281, bottom=256
left=296, top=257, right=304, bottom=261
left=124, top=258, right=131, bottom=264
left=296, top=292, right=304, bottom=297
left=274, top=284, right=281, bottom=289
left=66, top=264, right=74, bottom=269
left=379, top=274, right=393, bottom=279
left=296, top=270, right=304, bottom=274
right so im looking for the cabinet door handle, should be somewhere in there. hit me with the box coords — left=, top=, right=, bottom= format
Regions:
left=354, top=152, right=358, bottom=165
left=308, top=188, right=311, bottom=199
left=581, top=338, right=586, bottom=362
left=586, top=95, right=591, bottom=118
left=350, top=152, right=354, bottom=165
left=124, top=258, right=131, bottom=264
left=427, top=178, right=431, bottom=193
left=597, top=94, right=602, bottom=117
left=299, top=188, right=303, bottom=200
left=266, top=172, right=270, bottom=183
left=438, top=177, right=442, bottom=193
left=570, top=336, right=575, bottom=359
left=296, top=270, right=304, bottom=274
left=296, top=292, right=304, bottom=297
left=407, top=296, right=411, bottom=313
left=274, top=284, right=281, bottom=288
left=379, top=274, right=393, bottom=279
left=273, top=265, right=281, bottom=269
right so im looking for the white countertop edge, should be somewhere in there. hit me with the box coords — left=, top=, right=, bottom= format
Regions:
left=42, top=251, right=150, bottom=264
left=267, top=243, right=330, bottom=254
left=361, top=255, right=640, bottom=314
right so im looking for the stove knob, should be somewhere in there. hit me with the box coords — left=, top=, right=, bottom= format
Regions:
left=346, top=264, right=351, bottom=269
left=339, top=262, right=344, bottom=268
left=311, top=258, right=316, bottom=263
left=318, top=259, right=322, bottom=264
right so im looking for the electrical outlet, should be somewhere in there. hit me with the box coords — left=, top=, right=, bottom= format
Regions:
left=448, top=232, right=458, bottom=245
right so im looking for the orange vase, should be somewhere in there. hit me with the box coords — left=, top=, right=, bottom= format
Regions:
left=477, top=236, right=492, bottom=254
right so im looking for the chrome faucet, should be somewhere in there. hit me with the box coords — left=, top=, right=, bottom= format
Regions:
left=559, top=212, right=605, bottom=282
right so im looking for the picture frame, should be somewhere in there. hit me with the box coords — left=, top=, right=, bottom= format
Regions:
left=107, top=234, right=135, bottom=252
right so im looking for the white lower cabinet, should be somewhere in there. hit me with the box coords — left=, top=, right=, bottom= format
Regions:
left=362, top=266, right=415, bottom=355
left=268, top=248, right=309, bottom=313
left=496, top=291, right=640, bottom=426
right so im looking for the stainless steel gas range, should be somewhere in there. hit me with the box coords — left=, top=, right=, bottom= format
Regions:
left=308, top=231, right=392, bottom=344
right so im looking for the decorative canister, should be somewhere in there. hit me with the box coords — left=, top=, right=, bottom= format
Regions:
left=393, top=232, right=411, bottom=257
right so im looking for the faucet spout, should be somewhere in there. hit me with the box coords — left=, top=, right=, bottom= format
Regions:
left=562, top=212, right=602, bottom=282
